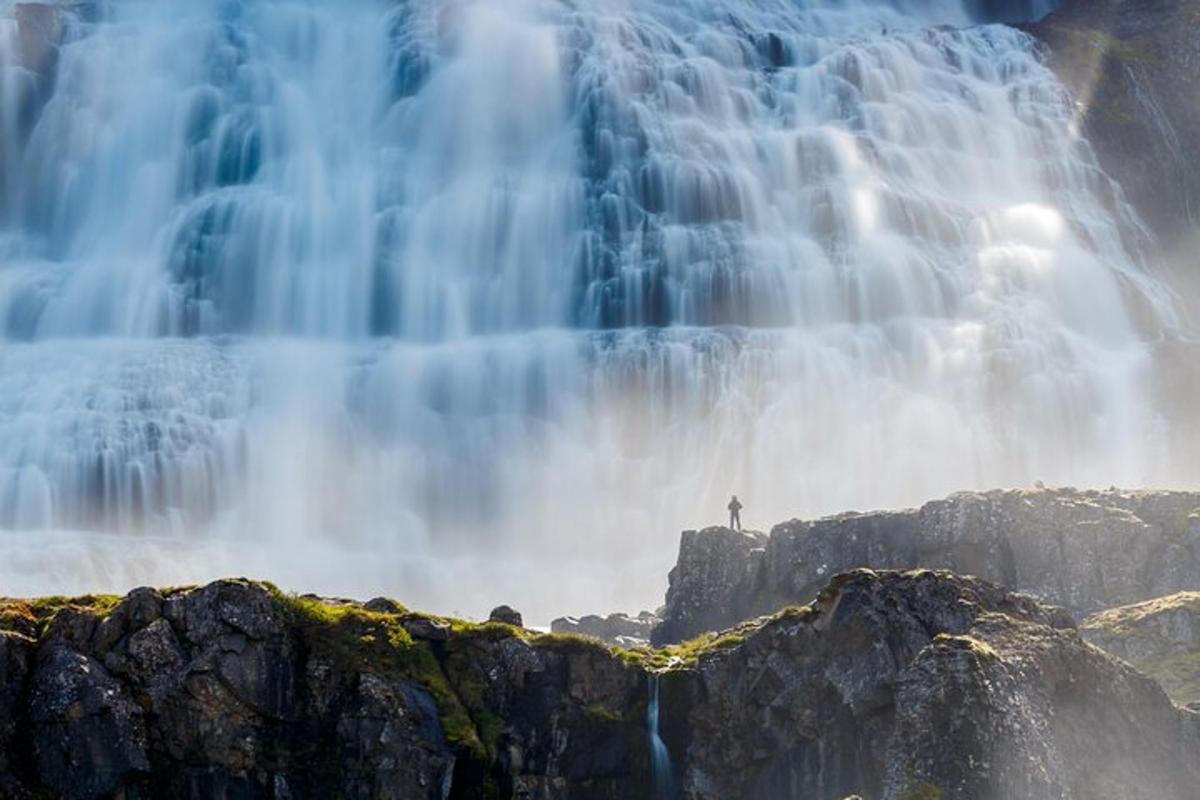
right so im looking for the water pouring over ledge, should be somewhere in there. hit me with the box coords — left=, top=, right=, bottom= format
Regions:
left=647, top=672, right=675, bottom=799
left=0, top=0, right=1193, bottom=621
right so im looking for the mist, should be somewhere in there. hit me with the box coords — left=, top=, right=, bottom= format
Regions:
left=1, top=0, right=1197, bottom=625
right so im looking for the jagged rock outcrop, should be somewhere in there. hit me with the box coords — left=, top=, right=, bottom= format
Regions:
left=666, top=569, right=1199, bottom=799
left=1083, top=591, right=1200, bottom=707
left=551, top=611, right=659, bottom=647
left=652, top=528, right=769, bottom=646
left=0, top=581, right=651, bottom=799
left=2, top=571, right=1198, bottom=799
left=487, top=605, right=523, bottom=628
left=654, top=488, right=1200, bottom=644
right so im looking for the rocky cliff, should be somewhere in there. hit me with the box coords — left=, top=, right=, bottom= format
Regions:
left=1029, top=0, right=1200, bottom=254
left=1083, top=591, right=1200, bottom=708
left=3, top=570, right=1197, bottom=800
left=654, top=488, right=1200, bottom=645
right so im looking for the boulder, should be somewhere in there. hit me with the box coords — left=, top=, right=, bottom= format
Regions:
left=402, top=616, right=451, bottom=641
left=488, top=605, right=524, bottom=627
left=363, top=597, right=404, bottom=614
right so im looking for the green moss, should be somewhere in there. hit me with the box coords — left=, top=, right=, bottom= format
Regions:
left=1129, top=649, right=1200, bottom=707
left=0, top=601, right=37, bottom=638
left=900, top=781, right=945, bottom=800
left=0, top=594, right=121, bottom=639
left=934, top=633, right=999, bottom=661
left=584, top=703, right=624, bottom=723
left=619, top=604, right=816, bottom=670
left=617, top=631, right=738, bottom=670
left=267, top=588, right=495, bottom=760
left=1081, top=593, right=1200, bottom=706
left=527, top=630, right=617, bottom=657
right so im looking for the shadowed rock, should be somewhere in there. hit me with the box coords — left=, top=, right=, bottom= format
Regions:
left=1028, top=0, right=1200, bottom=250
left=0, top=570, right=1196, bottom=799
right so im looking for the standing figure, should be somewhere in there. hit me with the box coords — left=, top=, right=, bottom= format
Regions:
left=728, top=495, right=743, bottom=530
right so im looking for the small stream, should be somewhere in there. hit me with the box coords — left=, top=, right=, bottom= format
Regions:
left=647, top=673, right=675, bottom=799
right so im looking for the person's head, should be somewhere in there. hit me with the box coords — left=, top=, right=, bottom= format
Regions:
left=731, top=494, right=738, bottom=501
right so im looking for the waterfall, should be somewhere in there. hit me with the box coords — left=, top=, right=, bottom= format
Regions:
left=647, top=673, right=675, bottom=799
left=0, top=0, right=1194, bottom=620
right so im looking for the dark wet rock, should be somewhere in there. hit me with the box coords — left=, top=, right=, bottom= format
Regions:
left=654, top=527, right=770, bottom=645
left=92, top=586, right=164, bottom=656
left=332, top=675, right=454, bottom=800
left=1, top=571, right=1197, bottom=799
left=488, top=604, right=524, bottom=628
left=163, top=579, right=299, bottom=721
left=0, top=580, right=650, bottom=798
left=654, top=487, right=1200, bottom=644
left=30, top=643, right=150, bottom=798
left=1029, top=0, right=1200, bottom=253
left=550, top=610, right=658, bottom=646
left=1082, top=591, right=1200, bottom=706
left=0, top=632, right=33, bottom=777
left=401, top=616, right=450, bottom=641
left=671, top=569, right=1199, bottom=799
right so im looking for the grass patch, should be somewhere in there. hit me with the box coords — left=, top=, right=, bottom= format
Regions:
left=619, top=604, right=815, bottom=670
left=1083, top=592, right=1200, bottom=637
left=0, top=594, right=121, bottom=639
left=1129, top=649, right=1200, bottom=707
left=584, top=703, right=624, bottom=723
left=900, top=781, right=945, bottom=800
left=266, top=587, right=499, bottom=762
left=934, top=633, right=999, bottom=661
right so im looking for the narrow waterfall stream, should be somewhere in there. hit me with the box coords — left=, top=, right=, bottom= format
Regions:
left=647, top=673, right=675, bottom=799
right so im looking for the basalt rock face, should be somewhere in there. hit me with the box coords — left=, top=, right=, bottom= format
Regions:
left=1, top=571, right=1198, bottom=800
left=0, top=580, right=652, bottom=800
left=1029, top=0, right=1200, bottom=254
left=654, top=488, right=1200, bottom=645
left=667, top=569, right=1199, bottom=800
left=1083, top=591, right=1200, bottom=707
left=652, top=528, right=771, bottom=647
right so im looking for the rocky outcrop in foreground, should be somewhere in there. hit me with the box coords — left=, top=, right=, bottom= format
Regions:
left=1083, top=591, right=1200, bottom=708
left=654, top=488, right=1200, bottom=644
left=2, top=570, right=1198, bottom=800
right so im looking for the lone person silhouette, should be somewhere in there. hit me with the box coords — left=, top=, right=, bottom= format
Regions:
left=728, top=495, right=743, bottom=531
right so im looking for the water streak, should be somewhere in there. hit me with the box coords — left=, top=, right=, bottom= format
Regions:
left=647, top=673, right=675, bottom=799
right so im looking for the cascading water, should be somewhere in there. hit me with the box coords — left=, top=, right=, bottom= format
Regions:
left=0, top=0, right=1194, bottom=620
left=647, top=673, right=675, bottom=799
